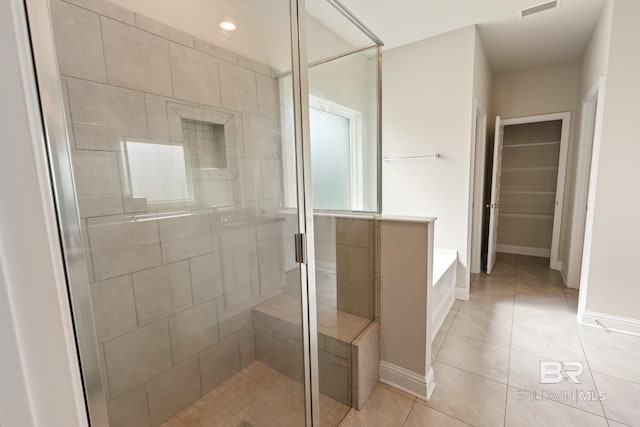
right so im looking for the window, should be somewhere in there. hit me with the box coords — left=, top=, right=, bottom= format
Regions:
left=284, top=96, right=363, bottom=211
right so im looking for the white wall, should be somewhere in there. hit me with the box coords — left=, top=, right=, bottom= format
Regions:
left=382, top=25, right=477, bottom=293
left=565, top=0, right=614, bottom=288
left=0, top=1, right=87, bottom=426
left=473, top=33, right=493, bottom=114
left=581, top=0, right=640, bottom=321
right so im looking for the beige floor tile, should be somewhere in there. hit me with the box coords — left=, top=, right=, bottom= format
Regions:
left=511, top=306, right=576, bottom=332
left=511, top=323, right=584, bottom=362
left=440, top=308, right=459, bottom=332
left=579, top=326, right=640, bottom=384
left=606, top=421, right=633, bottom=427
left=403, top=401, right=470, bottom=426
left=432, top=327, right=448, bottom=361
left=505, top=386, right=607, bottom=426
left=161, top=361, right=348, bottom=427
left=349, top=382, right=415, bottom=427
left=592, top=372, right=640, bottom=426
left=436, top=332, right=510, bottom=383
left=450, top=309, right=513, bottom=347
left=507, top=350, right=604, bottom=416
left=429, top=362, right=507, bottom=427
left=458, top=297, right=514, bottom=324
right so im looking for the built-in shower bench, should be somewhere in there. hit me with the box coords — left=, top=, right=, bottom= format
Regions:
left=252, top=294, right=379, bottom=409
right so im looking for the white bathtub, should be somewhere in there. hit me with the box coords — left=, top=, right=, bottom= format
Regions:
left=431, top=248, right=457, bottom=341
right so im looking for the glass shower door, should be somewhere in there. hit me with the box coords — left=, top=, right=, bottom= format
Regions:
left=37, top=0, right=314, bottom=425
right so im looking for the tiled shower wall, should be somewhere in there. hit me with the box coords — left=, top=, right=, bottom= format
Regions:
left=50, top=0, right=287, bottom=425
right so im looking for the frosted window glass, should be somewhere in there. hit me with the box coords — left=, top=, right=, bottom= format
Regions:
left=310, top=107, right=351, bottom=210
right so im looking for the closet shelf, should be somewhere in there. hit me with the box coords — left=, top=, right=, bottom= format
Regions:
left=499, top=212, right=554, bottom=219
left=501, top=190, right=555, bottom=195
left=503, top=141, right=560, bottom=148
left=502, top=166, right=558, bottom=172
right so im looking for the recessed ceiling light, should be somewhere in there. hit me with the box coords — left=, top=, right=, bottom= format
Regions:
left=219, top=21, right=236, bottom=31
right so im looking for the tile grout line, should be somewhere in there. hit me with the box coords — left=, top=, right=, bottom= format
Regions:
left=503, top=255, right=521, bottom=426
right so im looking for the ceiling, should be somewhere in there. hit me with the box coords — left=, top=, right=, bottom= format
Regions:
left=340, top=0, right=607, bottom=73
left=104, top=0, right=606, bottom=74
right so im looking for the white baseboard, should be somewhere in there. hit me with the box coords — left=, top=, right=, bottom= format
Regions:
left=558, top=261, right=568, bottom=286
left=455, top=287, right=469, bottom=301
left=579, top=310, right=640, bottom=337
left=497, top=245, right=550, bottom=258
left=379, top=361, right=434, bottom=400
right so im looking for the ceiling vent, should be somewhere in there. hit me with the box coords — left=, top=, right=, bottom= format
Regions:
left=520, top=0, right=560, bottom=18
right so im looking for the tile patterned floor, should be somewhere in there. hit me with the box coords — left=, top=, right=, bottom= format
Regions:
left=161, top=360, right=349, bottom=427
left=347, top=254, right=640, bottom=427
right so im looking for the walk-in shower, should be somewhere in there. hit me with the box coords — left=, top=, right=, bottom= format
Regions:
left=25, top=0, right=382, bottom=425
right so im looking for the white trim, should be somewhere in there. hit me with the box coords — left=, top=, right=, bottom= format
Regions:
left=455, top=287, right=470, bottom=300
left=470, top=98, right=488, bottom=275
left=501, top=112, right=571, bottom=272
left=565, top=78, right=605, bottom=290
left=579, top=310, right=640, bottom=337
left=486, top=116, right=504, bottom=274
left=497, top=244, right=551, bottom=258
left=308, top=95, right=364, bottom=210
left=379, top=361, right=435, bottom=400
left=577, top=78, right=607, bottom=318
left=558, top=260, right=570, bottom=287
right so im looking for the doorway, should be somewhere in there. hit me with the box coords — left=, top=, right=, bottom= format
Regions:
left=486, top=113, right=571, bottom=274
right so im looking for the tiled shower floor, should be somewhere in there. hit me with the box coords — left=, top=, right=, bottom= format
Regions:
left=161, top=361, right=349, bottom=427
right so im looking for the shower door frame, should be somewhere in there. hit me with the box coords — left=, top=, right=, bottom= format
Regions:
left=23, top=0, right=383, bottom=424
left=23, top=0, right=321, bottom=425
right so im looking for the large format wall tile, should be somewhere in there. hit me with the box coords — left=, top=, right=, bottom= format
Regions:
left=169, top=43, right=221, bottom=107
left=67, top=78, right=148, bottom=152
left=90, top=275, right=137, bottom=343
left=64, top=0, right=135, bottom=25
left=101, top=17, right=173, bottom=96
left=132, top=261, right=193, bottom=327
left=144, top=94, right=170, bottom=141
left=169, top=299, right=219, bottom=362
left=256, top=73, right=280, bottom=119
left=242, top=114, right=277, bottom=159
left=134, top=14, right=193, bottom=47
left=158, top=213, right=212, bottom=263
left=219, top=61, right=258, bottom=114
left=89, top=217, right=162, bottom=281
left=72, top=150, right=124, bottom=217
left=147, top=356, right=202, bottom=426
left=107, top=384, right=150, bottom=427
left=237, top=158, right=263, bottom=202
left=193, top=38, right=238, bottom=64
left=199, top=333, right=241, bottom=393
left=189, top=252, right=223, bottom=304
left=105, top=320, right=172, bottom=397
left=51, top=0, right=107, bottom=82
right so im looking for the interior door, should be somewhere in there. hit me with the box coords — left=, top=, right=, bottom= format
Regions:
left=487, top=116, right=504, bottom=274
